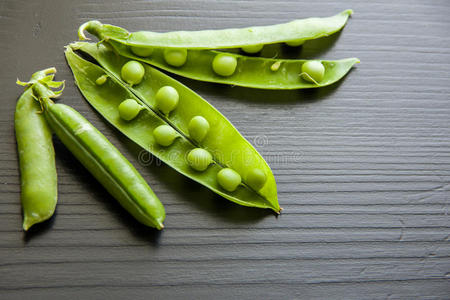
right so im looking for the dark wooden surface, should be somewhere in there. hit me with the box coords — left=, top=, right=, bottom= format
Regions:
left=1, top=0, right=449, bottom=299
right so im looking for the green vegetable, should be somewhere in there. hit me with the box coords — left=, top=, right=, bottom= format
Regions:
left=163, top=48, right=187, bottom=67
left=95, top=74, right=108, bottom=85
left=155, top=85, right=179, bottom=115
left=121, top=60, right=145, bottom=86
left=301, top=60, right=325, bottom=84
left=66, top=42, right=280, bottom=212
left=130, top=45, right=154, bottom=57
left=188, top=116, right=209, bottom=143
left=153, top=125, right=178, bottom=146
left=212, top=54, right=237, bottom=77
left=187, top=148, right=212, bottom=171
left=246, top=168, right=267, bottom=190
left=100, top=40, right=359, bottom=90
left=285, top=40, right=304, bottom=47
left=217, top=168, right=241, bottom=192
left=32, top=77, right=165, bottom=230
left=15, top=68, right=59, bottom=231
left=79, top=10, right=353, bottom=49
left=118, top=99, right=142, bottom=121
left=242, top=44, right=263, bottom=54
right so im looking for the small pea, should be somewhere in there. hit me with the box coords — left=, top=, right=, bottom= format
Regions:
left=242, top=44, right=263, bottom=54
left=212, top=54, right=237, bottom=77
left=187, top=148, right=212, bottom=171
left=153, top=125, right=178, bottom=147
left=163, top=48, right=187, bottom=67
left=286, top=40, right=304, bottom=47
left=270, top=61, right=281, bottom=72
left=155, top=86, right=179, bottom=115
left=118, top=99, right=142, bottom=121
left=188, top=116, right=210, bottom=142
left=217, top=168, right=241, bottom=192
left=121, top=61, right=145, bottom=86
left=246, top=168, right=267, bottom=190
left=130, top=46, right=154, bottom=57
left=95, top=74, right=108, bottom=85
left=301, top=60, right=325, bottom=84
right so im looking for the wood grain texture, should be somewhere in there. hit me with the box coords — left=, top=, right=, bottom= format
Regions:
left=0, top=0, right=449, bottom=299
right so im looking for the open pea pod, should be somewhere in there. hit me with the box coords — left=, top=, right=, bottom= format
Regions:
left=79, top=9, right=353, bottom=49
left=65, top=43, right=280, bottom=212
left=106, top=40, right=359, bottom=90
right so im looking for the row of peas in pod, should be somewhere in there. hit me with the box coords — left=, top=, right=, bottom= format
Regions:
left=79, top=9, right=359, bottom=90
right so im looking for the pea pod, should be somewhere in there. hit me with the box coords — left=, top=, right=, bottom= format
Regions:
left=78, top=10, right=353, bottom=49
left=15, top=68, right=59, bottom=231
left=32, top=79, right=165, bottom=229
left=106, top=40, right=359, bottom=90
left=65, top=43, right=280, bottom=212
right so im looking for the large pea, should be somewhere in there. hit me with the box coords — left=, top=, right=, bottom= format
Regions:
left=118, top=99, right=142, bottom=121
left=153, top=125, right=178, bottom=146
left=130, top=46, right=154, bottom=57
left=188, top=116, right=209, bottom=142
left=212, top=54, right=237, bottom=76
left=242, top=44, right=263, bottom=54
left=217, top=168, right=241, bottom=192
left=301, top=61, right=325, bottom=84
left=187, top=148, right=212, bottom=171
left=155, top=86, right=179, bottom=115
left=121, top=61, right=145, bottom=86
left=164, top=48, right=187, bottom=67
left=246, top=168, right=267, bottom=190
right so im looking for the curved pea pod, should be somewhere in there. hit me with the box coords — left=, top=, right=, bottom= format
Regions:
left=78, top=9, right=353, bottom=50
left=15, top=68, right=59, bottom=230
left=32, top=82, right=165, bottom=229
left=107, top=40, right=359, bottom=90
left=65, top=43, right=280, bottom=212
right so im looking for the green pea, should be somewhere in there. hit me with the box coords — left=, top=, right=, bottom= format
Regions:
left=188, top=116, right=209, bottom=142
left=187, top=148, right=212, bottom=171
left=121, top=60, right=145, bottom=86
left=270, top=61, right=281, bottom=72
left=246, top=168, right=267, bottom=190
left=130, top=46, right=154, bottom=57
left=153, top=125, right=178, bottom=146
left=286, top=40, right=304, bottom=47
left=301, top=60, right=325, bottom=84
left=156, top=86, right=179, bottom=115
left=212, top=54, right=237, bottom=77
left=163, top=48, right=187, bottom=67
left=217, top=168, right=241, bottom=192
left=95, top=74, right=108, bottom=85
left=242, top=44, right=263, bottom=54
left=118, top=99, right=142, bottom=121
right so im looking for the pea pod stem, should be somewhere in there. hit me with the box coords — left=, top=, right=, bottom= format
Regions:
left=78, top=10, right=353, bottom=49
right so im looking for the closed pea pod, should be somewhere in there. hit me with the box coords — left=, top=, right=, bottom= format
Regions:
left=79, top=10, right=353, bottom=50
left=15, top=68, right=59, bottom=230
left=32, top=79, right=165, bottom=229
left=66, top=43, right=280, bottom=212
